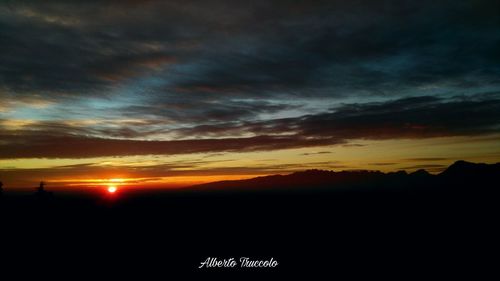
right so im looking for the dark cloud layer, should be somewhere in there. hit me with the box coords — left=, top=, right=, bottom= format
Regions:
left=1, top=1, right=500, bottom=159
left=1, top=95, right=499, bottom=159
left=172, top=95, right=500, bottom=139
left=0, top=133, right=339, bottom=159
left=2, top=1, right=499, bottom=99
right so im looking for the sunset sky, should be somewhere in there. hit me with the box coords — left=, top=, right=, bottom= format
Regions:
left=1, top=1, right=500, bottom=189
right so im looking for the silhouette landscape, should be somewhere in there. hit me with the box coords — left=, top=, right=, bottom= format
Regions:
left=1, top=160, right=498, bottom=198
left=2, top=0, right=500, bottom=278
left=1, top=160, right=498, bottom=276
left=190, top=160, right=500, bottom=194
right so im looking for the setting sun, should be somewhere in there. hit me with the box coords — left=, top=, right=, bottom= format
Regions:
left=107, top=186, right=117, bottom=193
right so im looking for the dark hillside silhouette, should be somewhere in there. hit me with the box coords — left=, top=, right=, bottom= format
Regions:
left=191, top=169, right=385, bottom=191
left=190, top=160, right=500, bottom=194
left=440, top=160, right=500, bottom=177
left=1, top=160, right=498, bottom=277
left=436, top=160, right=500, bottom=193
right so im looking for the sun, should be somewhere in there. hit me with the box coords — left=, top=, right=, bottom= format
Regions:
left=107, top=185, right=117, bottom=193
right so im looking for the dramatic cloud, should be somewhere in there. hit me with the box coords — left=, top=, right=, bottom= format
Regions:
left=1, top=1, right=500, bottom=185
left=1, top=95, right=499, bottom=159
left=2, top=1, right=500, bottom=105
left=171, top=95, right=500, bottom=139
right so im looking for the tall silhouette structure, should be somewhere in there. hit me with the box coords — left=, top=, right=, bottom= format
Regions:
left=35, top=181, right=53, bottom=198
left=37, top=181, right=45, bottom=193
left=0, top=181, right=3, bottom=195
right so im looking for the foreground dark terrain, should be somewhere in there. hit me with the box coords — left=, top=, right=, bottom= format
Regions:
left=1, top=161, right=498, bottom=278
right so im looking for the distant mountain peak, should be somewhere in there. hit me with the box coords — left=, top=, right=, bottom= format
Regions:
left=190, top=160, right=500, bottom=193
left=440, top=160, right=500, bottom=177
left=450, top=160, right=473, bottom=167
left=410, top=169, right=431, bottom=177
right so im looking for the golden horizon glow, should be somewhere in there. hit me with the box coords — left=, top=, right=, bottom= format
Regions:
left=1, top=134, right=499, bottom=189
left=46, top=175, right=260, bottom=188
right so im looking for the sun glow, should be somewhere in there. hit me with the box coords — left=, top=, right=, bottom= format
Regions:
left=109, top=178, right=124, bottom=183
left=107, top=185, right=117, bottom=193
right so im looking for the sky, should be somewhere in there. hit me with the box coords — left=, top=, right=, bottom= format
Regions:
left=1, top=0, right=500, bottom=189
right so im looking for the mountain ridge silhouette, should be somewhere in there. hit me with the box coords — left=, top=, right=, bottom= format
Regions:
left=190, top=160, right=500, bottom=193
